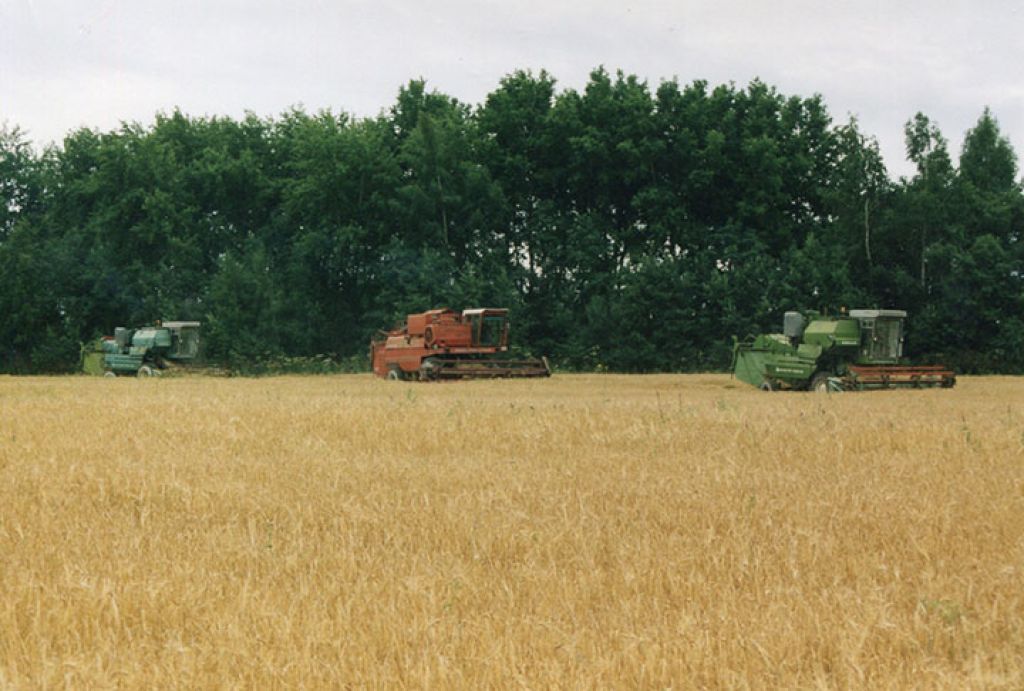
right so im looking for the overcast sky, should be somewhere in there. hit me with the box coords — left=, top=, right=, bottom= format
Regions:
left=2, top=0, right=1021, bottom=178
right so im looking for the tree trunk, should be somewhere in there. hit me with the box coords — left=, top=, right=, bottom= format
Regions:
left=436, top=174, right=449, bottom=247
left=863, top=196, right=872, bottom=266
left=920, top=229, right=927, bottom=287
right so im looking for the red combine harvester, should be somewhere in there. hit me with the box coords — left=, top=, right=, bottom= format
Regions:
left=371, top=308, right=551, bottom=381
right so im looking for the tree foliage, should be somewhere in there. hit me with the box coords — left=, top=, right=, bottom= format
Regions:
left=1, top=73, right=1022, bottom=373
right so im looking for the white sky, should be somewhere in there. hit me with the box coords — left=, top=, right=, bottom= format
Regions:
left=2, top=0, right=1022, bottom=179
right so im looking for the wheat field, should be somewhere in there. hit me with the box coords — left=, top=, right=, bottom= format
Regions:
left=0, top=373, right=1022, bottom=688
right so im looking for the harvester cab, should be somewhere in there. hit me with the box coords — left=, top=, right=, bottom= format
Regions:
left=732, top=309, right=954, bottom=392
left=462, top=309, right=509, bottom=348
left=849, top=309, right=904, bottom=363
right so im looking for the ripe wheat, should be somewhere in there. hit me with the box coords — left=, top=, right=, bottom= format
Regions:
left=0, top=374, right=1021, bottom=688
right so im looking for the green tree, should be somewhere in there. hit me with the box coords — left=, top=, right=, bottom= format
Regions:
left=203, top=243, right=284, bottom=369
left=826, top=117, right=889, bottom=274
left=903, top=112, right=955, bottom=288
left=0, top=124, right=42, bottom=242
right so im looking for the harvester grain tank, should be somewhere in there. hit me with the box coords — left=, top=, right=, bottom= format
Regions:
left=732, top=309, right=955, bottom=391
left=83, top=321, right=201, bottom=377
left=371, top=308, right=550, bottom=380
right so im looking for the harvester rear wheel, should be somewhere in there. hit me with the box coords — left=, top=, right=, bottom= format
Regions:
left=759, top=380, right=777, bottom=392
left=103, top=371, right=117, bottom=378
left=137, top=365, right=155, bottom=378
left=810, top=372, right=831, bottom=393
left=386, top=367, right=403, bottom=381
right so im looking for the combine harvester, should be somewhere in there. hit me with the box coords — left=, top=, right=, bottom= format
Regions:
left=732, top=309, right=955, bottom=392
left=82, top=321, right=201, bottom=377
left=371, top=308, right=550, bottom=381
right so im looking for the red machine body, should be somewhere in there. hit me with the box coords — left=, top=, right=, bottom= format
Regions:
left=370, top=308, right=550, bottom=381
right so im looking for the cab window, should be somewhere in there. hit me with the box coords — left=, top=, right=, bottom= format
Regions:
left=479, top=316, right=505, bottom=347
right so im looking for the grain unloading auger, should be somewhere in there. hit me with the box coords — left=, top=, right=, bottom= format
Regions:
left=732, top=309, right=955, bottom=392
left=370, top=308, right=551, bottom=381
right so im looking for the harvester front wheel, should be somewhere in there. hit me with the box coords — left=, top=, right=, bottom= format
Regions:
left=759, top=380, right=777, bottom=392
left=386, top=367, right=403, bottom=381
left=810, top=372, right=832, bottom=393
left=418, top=357, right=440, bottom=382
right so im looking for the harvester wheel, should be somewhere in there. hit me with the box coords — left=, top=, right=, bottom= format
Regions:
left=810, top=372, right=831, bottom=393
left=103, top=371, right=117, bottom=378
left=759, top=380, right=777, bottom=392
left=386, top=367, right=402, bottom=381
left=418, top=357, right=443, bottom=381
left=137, top=365, right=155, bottom=378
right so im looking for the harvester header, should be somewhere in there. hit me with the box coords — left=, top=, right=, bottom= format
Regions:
left=371, top=308, right=550, bottom=381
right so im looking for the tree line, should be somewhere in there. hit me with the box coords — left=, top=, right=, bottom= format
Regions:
left=1, top=68, right=1022, bottom=373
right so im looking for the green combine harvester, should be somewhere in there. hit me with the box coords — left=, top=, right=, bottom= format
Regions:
left=82, top=321, right=201, bottom=377
left=732, top=309, right=955, bottom=392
